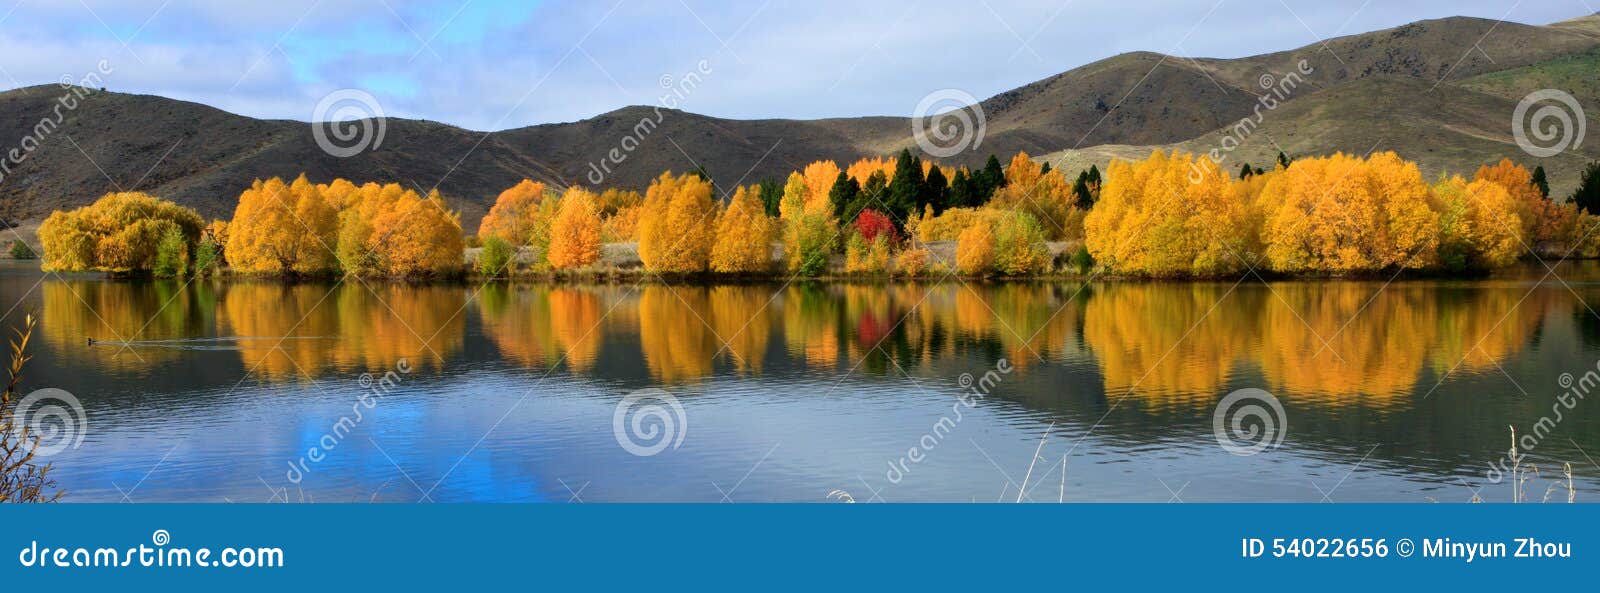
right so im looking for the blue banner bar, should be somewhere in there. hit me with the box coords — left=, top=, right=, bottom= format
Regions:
left=0, top=504, right=1590, bottom=591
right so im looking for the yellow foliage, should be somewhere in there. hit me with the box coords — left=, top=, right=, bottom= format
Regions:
left=1474, top=159, right=1567, bottom=245
left=895, top=248, right=930, bottom=277
left=365, top=189, right=464, bottom=277
left=1084, top=150, right=1258, bottom=277
left=596, top=188, right=643, bottom=217
left=1258, top=152, right=1439, bottom=273
left=988, top=152, right=1082, bottom=241
left=710, top=186, right=773, bottom=273
left=779, top=172, right=837, bottom=275
left=226, top=176, right=339, bottom=275
left=846, top=157, right=895, bottom=185
left=844, top=234, right=890, bottom=274
left=637, top=172, right=717, bottom=273
left=801, top=161, right=841, bottom=214
left=547, top=188, right=603, bottom=270
left=917, top=207, right=999, bottom=242
left=955, top=224, right=995, bottom=275
left=1430, top=176, right=1523, bottom=270
left=39, top=191, right=204, bottom=274
left=602, top=204, right=642, bottom=243
left=478, top=180, right=548, bottom=245
left=992, top=211, right=1050, bottom=276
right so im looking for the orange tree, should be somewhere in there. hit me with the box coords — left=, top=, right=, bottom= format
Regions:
left=478, top=180, right=549, bottom=245
left=710, top=185, right=773, bottom=273
left=365, top=188, right=464, bottom=277
left=547, top=187, right=603, bottom=269
left=1258, top=152, right=1439, bottom=274
left=637, top=172, right=717, bottom=273
left=226, top=176, right=339, bottom=275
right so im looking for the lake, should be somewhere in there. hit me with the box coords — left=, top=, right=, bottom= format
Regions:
left=6, top=261, right=1599, bottom=502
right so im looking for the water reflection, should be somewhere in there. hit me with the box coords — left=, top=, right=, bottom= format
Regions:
left=40, top=277, right=1572, bottom=405
left=20, top=264, right=1600, bottom=502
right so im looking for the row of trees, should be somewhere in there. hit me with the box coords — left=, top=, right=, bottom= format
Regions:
left=1083, top=151, right=1595, bottom=277
left=36, top=147, right=1600, bottom=279
left=38, top=176, right=465, bottom=278
left=472, top=148, right=1089, bottom=278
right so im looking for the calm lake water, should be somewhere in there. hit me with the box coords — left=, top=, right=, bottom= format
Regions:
left=7, top=261, right=1600, bottom=502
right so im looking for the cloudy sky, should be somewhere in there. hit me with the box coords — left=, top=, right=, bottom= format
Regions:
left=0, top=0, right=1592, bottom=129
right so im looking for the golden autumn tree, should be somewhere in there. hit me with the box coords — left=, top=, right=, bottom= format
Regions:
left=955, top=224, right=995, bottom=275
left=478, top=180, right=548, bottom=245
left=637, top=172, right=717, bottom=273
left=365, top=189, right=464, bottom=277
left=602, top=204, right=642, bottom=242
left=779, top=172, right=837, bottom=275
left=1430, top=176, right=1523, bottom=270
left=992, top=210, right=1050, bottom=275
left=1258, top=152, right=1439, bottom=273
left=801, top=160, right=842, bottom=213
left=847, top=157, right=896, bottom=185
left=225, top=176, right=339, bottom=275
left=710, top=185, right=773, bottom=273
left=333, top=182, right=410, bottom=275
left=1083, top=150, right=1258, bottom=277
left=547, top=188, right=603, bottom=270
left=1474, top=158, right=1574, bottom=245
left=988, top=152, right=1082, bottom=241
left=39, top=192, right=204, bottom=274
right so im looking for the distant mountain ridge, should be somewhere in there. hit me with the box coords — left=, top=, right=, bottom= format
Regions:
left=3, top=14, right=1600, bottom=231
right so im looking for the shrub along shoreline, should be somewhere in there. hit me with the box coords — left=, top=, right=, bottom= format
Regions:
left=34, top=148, right=1600, bottom=282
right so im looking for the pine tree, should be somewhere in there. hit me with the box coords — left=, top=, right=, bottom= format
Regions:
left=1073, top=166, right=1101, bottom=211
left=1277, top=152, right=1293, bottom=170
left=1072, top=174, right=1093, bottom=211
left=828, top=171, right=860, bottom=220
left=758, top=178, right=783, bottom=217
left=1039, top=162, right=1052, bottom=175
left=948, top=169, right=975, bottom=209
left=887, top=149, right=924, bottom=222
left=979, top=154, right=1006, bottom=202
left=1239, top=162, right=1255, bottom=179
left=923, top=166, right=950, bottom=214
left=1574, top=161, right=1600, bottom=216
left=1532, top=165, right=1550, bottom=198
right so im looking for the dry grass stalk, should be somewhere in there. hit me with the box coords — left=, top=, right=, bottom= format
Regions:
left=0, top=314, right=60, bottom=503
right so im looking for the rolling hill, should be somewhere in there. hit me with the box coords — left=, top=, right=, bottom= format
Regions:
left=2, top=13, right=1599, bottom=235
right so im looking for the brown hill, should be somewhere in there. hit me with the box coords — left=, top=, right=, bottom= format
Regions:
left=3, top=15, right=1598, bottom=235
